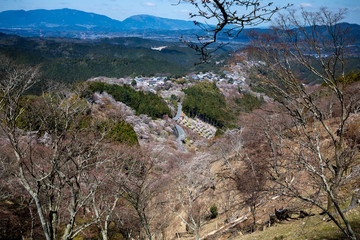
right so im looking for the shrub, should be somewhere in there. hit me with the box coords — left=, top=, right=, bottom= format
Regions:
left=210, top=203, right=218, bottom=219
left=108, top=120, right=139, bottom=146
left=98, top=120, right=139, bottom=146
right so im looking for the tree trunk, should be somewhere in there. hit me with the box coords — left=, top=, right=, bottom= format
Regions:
left=61, top=224, right=72, bottom=240
left=49, top=210, right=58, bottom=240
left=194, top=227, right=200, bottom=240
left=251, top=205, right=256, bottom=232
left=101, top=230, right=109, bottom=240
left=143, top=225, right=152, bottom=240
left=326, top=186, right=358, bottom=240
left=327, top=194, right=336, bottom=214
left=31, top=192, right=51, bottom=240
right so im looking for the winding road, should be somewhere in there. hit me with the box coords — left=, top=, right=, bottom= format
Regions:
left=173, top=102, right=182, bottom=121
left=173, top=102, right=186, bottom=151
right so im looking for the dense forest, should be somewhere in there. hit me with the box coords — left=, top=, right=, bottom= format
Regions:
left=182, top=82, right=232, bottom=128
left=88, top=82, right=171, bottom=119
left=182, top=84, right=264, bottom=130
left=41, top=57, right=184, bottom=83
left=0, top=33, right=227, bottom=89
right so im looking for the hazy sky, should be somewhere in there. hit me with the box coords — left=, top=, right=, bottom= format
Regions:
left=1, top=0, right=360, bottom=25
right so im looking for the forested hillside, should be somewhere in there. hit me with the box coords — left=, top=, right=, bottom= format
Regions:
left=182, top=82, right=232, bottom=129
left=0, top=33, right=227, bottom=91
left=88, top=82, right=171, bottom=119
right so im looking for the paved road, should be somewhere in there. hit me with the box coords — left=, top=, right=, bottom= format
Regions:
left=175, top=124, right=186, bottom=142
left=173, top=102, right=182, bottom=121
left=173, top=102, right=186, bottom=151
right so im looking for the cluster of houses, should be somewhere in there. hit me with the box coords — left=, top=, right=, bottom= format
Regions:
left=89, top=70, right=250, bottom=94
left=130, top=71, right=248, bottom=89
left=187, top=71, right=246, bottom=86
left=189, top=72, right=223, bottom=82
left=131, top=72, right=246, bottom=89
left=134, top=76, right=168, bottom=88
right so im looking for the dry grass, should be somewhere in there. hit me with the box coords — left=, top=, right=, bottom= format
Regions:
left=230, top=206, right=360, bottom=240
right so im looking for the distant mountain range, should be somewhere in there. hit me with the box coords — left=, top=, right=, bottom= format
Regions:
left=0, top=8, right=359, bottom=45
left=0, top=8, right=197, bottom=31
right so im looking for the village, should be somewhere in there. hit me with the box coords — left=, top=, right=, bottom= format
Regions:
left=87, top=59, right=265, bottom=142
left=88, top=62, right=255, bottom=94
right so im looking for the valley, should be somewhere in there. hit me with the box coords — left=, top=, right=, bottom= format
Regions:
left=1, top=5, right=360, bottom=240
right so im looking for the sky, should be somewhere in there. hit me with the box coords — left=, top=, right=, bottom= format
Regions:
left=1, top=0, right=360, bottom=25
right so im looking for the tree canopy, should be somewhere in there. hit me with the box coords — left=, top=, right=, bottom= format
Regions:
left=182, top=82, right=232, bottom=128
left=88, top=82, right=171, bottom=119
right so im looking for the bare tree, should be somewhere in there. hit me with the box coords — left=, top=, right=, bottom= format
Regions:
left=109, top=146, right=163, bottom=240
left=177, top=0, right=291, bottom=61
left=0, top=59, right=109, bottom=240
left=168, top=153, right=214, bottom=240
left=90, top=144, right=165, bottom=240
left=217, top=129, right=269, bottom=231
left=248, top=8, right=360, bottom=240
left=90, top=149, right=121, bottom=240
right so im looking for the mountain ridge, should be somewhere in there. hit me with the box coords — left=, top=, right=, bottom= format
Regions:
left=0, top=8, right=359, bottom=44
left=0, top=8, right=198, bottom=31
